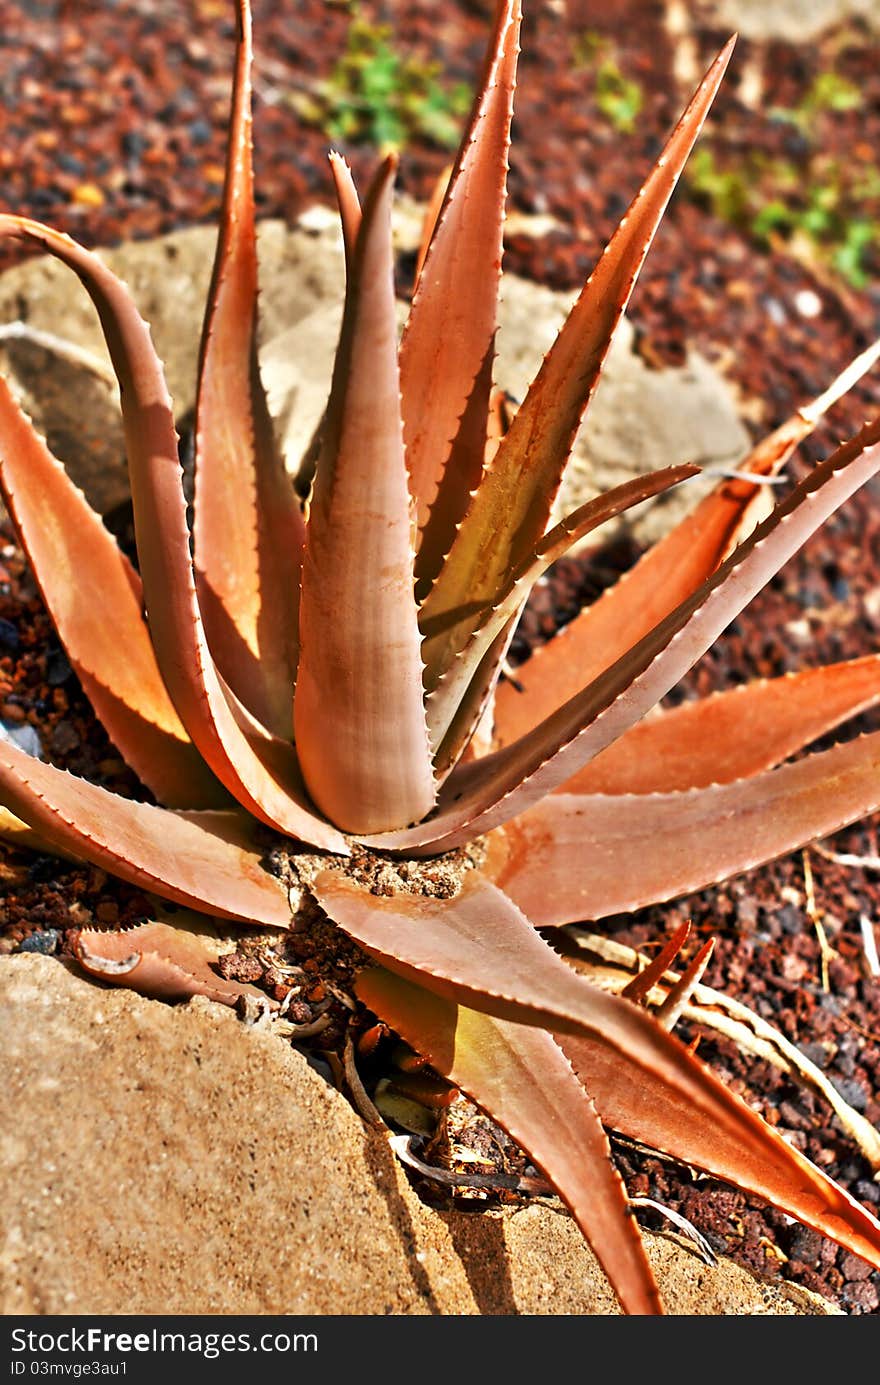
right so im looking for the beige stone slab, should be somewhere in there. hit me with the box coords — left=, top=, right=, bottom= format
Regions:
left=703, top=0, right=879, bottom=41
left=1, top=955, right=838, bottom=1316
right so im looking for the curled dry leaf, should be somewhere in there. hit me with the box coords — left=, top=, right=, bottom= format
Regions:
left=74, top=917, right=272, bottom=1008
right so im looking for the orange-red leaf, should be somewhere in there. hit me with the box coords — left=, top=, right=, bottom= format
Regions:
left=489, top=730, right=880, bottom=922
left=494, top=338, right=880, bottom=747
left=295, top=160, right=435, bottom=834
left=422, top=464, right=697, bottom=748
left=560, top=654, right=880, bottom=795
left=559, top=1029, right=880, bottom=1274
left=401, top=0, right=521, bottom=559
left=357, top=966, right=662, bottom=1315
left=0, top=736, right=290, bottom=927
left=313, top=868, right=757, bottom=1097
left=432, top=616, right=518, bottom=779
left=344, top=878, right=880, bottom=1279
left=0, top=376, right=225, bottom=809
left=74, top=918, right=270, bottom=1006
left=363, top=418, right=880, bottom=853
left=194, top=0, right=306, bottom=738
left=423, top=41, right=733, bottom=671
left=0, top=214, right=346, bottom=852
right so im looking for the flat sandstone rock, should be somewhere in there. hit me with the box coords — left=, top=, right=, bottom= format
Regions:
left=703, top=0, right=879, bottom=41
left=1, top=954, right=838, bottom=1316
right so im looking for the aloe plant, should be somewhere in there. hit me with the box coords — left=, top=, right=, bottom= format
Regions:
left=2, top=0, right=880, bottom=1315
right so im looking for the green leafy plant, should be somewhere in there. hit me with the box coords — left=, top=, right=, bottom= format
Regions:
left=751, top=176, right=878, bottom=288
left=292, top=3, right=471, bottom=150
left=595, top=58, right=643, bottom=133
left=687, top=66, right=879, bottom=287
left=686, top=144, right=753, bottom=225
left=771, top=70, right=864, bottom=133
left=2, top=0, right=880, bottom=1314
left=573, top=29, right=643, bottom=133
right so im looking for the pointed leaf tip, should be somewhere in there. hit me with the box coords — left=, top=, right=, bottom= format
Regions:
left=421, top=38, right=731, bottom=676
left=193, top=0, right=306, bottom=740
left=296, top=154, right=434, bottom=835
left=329, top=151, right=362, bottom=269
left=402, top=0, right=521, bottom=570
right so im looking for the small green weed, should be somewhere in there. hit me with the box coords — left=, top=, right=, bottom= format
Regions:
left=291, top=4, right=471, bottom=151
left=685, top=67, right=878, bottom=289
left=769, top=70, right=863, bottom=133
left=572, top=30, right=643, bottom=134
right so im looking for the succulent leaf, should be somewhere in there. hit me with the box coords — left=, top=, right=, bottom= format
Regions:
left=349, top=890, right=880, bottom=1276
left=422, top=464, right=698, bottom=746
left=364, top=420, right=880, bottom=852
left=413, top=344, right=499, bottom=606
left=193, top=0, right=306, bottom=739
left=295, top=159, right=435, bottom=834
left=494, top=339, right=880, bottom=746
left=358, top=966, right=663, bottom=1316
left=400, top=0, right=521, bottom=572
left=358, top=955, right=880, bottom=1294
left=432, top=615, right=519, bottom=779
left=0, top=376, right=226, bottom=809
left=559, top=1029, right=880, bottom=1274
left=490, top=729, right=880, bottom=921
left=419, top=40, right=734, bottom=688
left=571, top=929, right=880, bottom=1167
left=559, top=654, right=880, bottom=795
left=74, top=918, right=270, bottom=1006
left=0, top=215, right=346, bottom=852
left=314, top=869, right=776, bottom=1108
left=0, top=736, right=290, bottom=925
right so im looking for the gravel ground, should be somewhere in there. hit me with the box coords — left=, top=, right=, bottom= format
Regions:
left=2, top=0, right=880, bottom=1313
